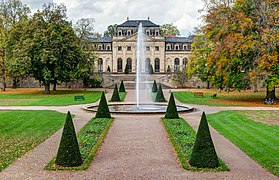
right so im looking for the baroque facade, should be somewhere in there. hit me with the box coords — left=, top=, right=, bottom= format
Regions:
left=92, top=18, right=193, bottom=73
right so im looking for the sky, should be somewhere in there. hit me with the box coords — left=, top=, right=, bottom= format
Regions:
left=21, top=0, right=205, bottom=36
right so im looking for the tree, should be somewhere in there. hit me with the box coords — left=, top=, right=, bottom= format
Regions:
left=165, top=93, right=179, bottom=119
left=155, top=84, right=166, bottom=102
left=171, top=69, right=189, bottom=88
left=55, top=111, right=82, bottom=167
left=74, top=18, right=95, bottom=40
left=124, top=63, right=129, bottom=74
left=0, top=0, right=30, bottom=90
left=152, top=80, right=158, bottom=92
left=189, top=112, right=219, bottom=168
left=119, top=80, right=126, bottom=92
left=110, top=84, right=121, bottom=102
left=103, top=24, right=117, bottom=37
left=95, top=91, right=111, bottom=118
left=160, top=23, right=180, bottom=37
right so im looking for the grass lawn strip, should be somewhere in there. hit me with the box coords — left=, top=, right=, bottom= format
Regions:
left=0, top=90, right=101, bottom=106
left=162, top=118, right=228, bottom=171
left=0, top=110, right=66, bottom=171
left=45, top=118, right=113, bottom=170
left=207, top=111, right=279, bottom=177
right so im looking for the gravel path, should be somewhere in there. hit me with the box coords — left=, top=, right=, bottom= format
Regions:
left=0, top=89, right=278, bottom=179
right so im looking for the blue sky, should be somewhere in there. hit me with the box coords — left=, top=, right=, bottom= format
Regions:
left=22, top=0, right=205, bottom=36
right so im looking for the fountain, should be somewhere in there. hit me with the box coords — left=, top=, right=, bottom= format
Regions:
left=84, top=23, right=193, bottom=114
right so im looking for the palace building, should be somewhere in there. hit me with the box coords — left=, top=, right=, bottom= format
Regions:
left=92, top=18, right=193, bottom=74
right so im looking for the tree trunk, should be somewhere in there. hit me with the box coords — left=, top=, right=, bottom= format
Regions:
left=206, top=81, right=210, bottom=89
left=1, top=82, right=5, bottom=91
left=12, top=77, right=18, bottom=89
left=53, top=81, right=57, bottom=91
left=266, top=86, right=276, bottom=99
left=44, top=83, right=51, bottom=94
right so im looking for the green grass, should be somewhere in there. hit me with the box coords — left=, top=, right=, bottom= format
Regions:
left=207, top=111, right=279, bottom=176
left=45, top=118, right=113, bottom=170
left=0, top=90, right=102, bottom=106
left=0, top=110, right=66, bottom=171
left=162, top=118, right=228, bottom=171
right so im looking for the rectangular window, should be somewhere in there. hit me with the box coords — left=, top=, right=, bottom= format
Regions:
left=118, top=46, right=122, bottom=51
left=127, top=46, right=131, bottom=51
left=146, top=46, right=150, bottom=51
left=155, top=46, right=159, bottom=51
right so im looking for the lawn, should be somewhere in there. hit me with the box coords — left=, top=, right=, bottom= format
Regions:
left=162, top=118, right=228, bottom=171
left=0, top=110, right=66, bottom=171
left=207, top=111, right=279, bottom=176
left=0, top=88, right=102, bottom=106
left=174, top=89, right=279, bottom=107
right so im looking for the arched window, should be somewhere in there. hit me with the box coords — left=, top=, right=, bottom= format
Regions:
left=118, top=30, right=122, bottom=36
left=174, top=58, right=180, bottom=71
left=155, top=58, right=160, bottom=72
left=127, top=58, right=132, bottom=72
left=117, top=58, right=123, bottom=73
left=145, top=58, right=151, bottom=73
left=98, top=58, right=103, bottom=73
left=182, top=58, right=188, bottom=70
left=127, top=30, right=131, bottom=36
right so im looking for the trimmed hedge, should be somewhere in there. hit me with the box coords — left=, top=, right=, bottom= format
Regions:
left=155, top=84, right=166, bottom=102
left=55, top=111, right=82, bottom=167
left=124, top=64, right=129, bottom=74
left=95, top=92, right=111, bottom=118
left=165, top=93, right=179, bottom=119
left=107, top=65, right=111, bottom=72
left=119, top=80, right=126, bottom=92
left=110, top=84, right=121, bottom=102
left=152, top=80, right=158, bottom=92
left=189, top=112, right=219, bottom=168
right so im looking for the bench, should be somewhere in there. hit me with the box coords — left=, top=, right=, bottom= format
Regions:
left=194, top=92, right=204, bottom=97
left=74, top=96, right=85, bottom=101
left=212, top=94, right=217, bottom=98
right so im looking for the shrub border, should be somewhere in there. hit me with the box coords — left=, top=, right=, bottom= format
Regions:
left=45, top=118, right=113, bottom=171
left=161, top=118, right=229, bottom=171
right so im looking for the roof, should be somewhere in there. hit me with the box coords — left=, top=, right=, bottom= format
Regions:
left=118, top=20, right=159, bottom=27
left=165, top=37, right=193, bottom=43
left=91, top=37, right=112, bottom=43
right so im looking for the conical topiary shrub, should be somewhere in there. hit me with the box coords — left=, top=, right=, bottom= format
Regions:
left=119, top=80, right=126, bottom=92
left=55, top=111, right=82, bottom=167
left=95, top=91, right=111, bottom=118
left=107, top=65, right=111, bottom=72
left=155, top=84, right=166, bottom=102
left=110, top=84, right=121, bottom=102
left=152, top=80, right=158, bottom=92
left=124, top=63, right=129, bottom=74
left=149, top=64, right=154, bottom=74
left=189, top=111, right=219, bottom=168
left=165, top=93, right=179, bottom=119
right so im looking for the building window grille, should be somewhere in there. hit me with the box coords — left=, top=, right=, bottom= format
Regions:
left=118, top=46, right=122, bottom=51
left=155, top=46, right=159, bottom=51
left=127, top=46, right=132, bottom=51
left=146, top=46, right=150, bottom=51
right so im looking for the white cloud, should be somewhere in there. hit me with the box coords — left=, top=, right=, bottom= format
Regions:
left=23, top=0, right=205, bottom=36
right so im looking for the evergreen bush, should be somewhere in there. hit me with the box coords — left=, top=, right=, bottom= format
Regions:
left=165, top=93, right=179, bottom=119
left=110, top=84, right=121, bottom=102
left=107, top=65, right=111, bottom=72
left=119, top=80, right=126, bottom=92
left=155, top=84, right=166, bottom=102
left=124, top=64, right=129, bottom=74
left=55, top=111, right=82, bottom=167
left=95, top=91, right=111, bottom=118
left=189, top=111, right=219, bottom=168
left=152, top=80, right=158, bottom=92
left=167, top=65, right=171, bottom=73
left=149, top=64, right=154, bottom=74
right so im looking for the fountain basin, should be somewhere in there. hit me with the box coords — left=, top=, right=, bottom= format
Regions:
left=83, top=103, right=194, bottom=114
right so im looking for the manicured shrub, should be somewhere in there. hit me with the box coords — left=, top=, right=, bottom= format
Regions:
left=124, top=64, right=129, bottom=74
left=189, top=111, right=219, bottom=168
left=152, top=80, right=158, bottom=92
left=155, top=84, right=166, bottom=102
left=107, top=65, right=111, bottom=72
left=119, top=80, right=126, bottom=92
left=165, top=93, right=179, bottom=119
left=167, top=65, right=171, bottom=73
left=95, top=91, right=111, bottom=118
left=110, top=84, right=121, bottom=102
left=149, top=64, right=154, bottom=74
left=55, top=111, right=82, bottom=167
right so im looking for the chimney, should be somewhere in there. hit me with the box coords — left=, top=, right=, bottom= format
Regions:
left=127, top=16, right=129, bottom=21
left=148, top=16, right=150, bottom=20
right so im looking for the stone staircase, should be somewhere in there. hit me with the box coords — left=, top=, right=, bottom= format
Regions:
left=102, top=73, right=173, bottom=89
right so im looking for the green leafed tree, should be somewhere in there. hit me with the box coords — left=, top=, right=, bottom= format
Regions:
left=189, top=111, right=219, bottom=168
left=155, top=84, right=166, bottom=102
left=103, top=24, right=117, bottom=38
left=95, top=91, right=111, bottom=118
left=55, top=111, right=82, bottom=167
left=160, top=23, right=180, bottom=37
left=165, top=93, right=179, bottom=119
left=152, top=80, right=158, bottom=92
left=110, top=84, right=121, bottom=102
left=119, top=80, right=126, bottom=92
